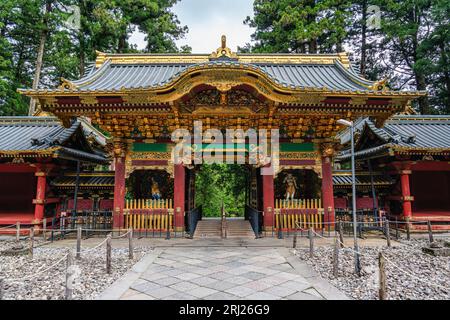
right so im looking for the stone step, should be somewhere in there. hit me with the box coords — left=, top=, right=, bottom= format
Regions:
left=194, top=220, right=221, bottom=238
left=193, top=219, right=255, bottom=239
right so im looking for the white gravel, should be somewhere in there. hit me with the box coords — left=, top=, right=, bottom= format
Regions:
left=294, top=238, right=450, bottom=300
left=0, top=239, right=152, bottom=300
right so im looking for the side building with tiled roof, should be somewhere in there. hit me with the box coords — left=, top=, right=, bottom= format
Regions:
left=336, top=115, right=450, bottom=231
left=0, top=116, right=112, bottom=232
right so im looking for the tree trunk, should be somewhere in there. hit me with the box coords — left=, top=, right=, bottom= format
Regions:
left=79, top=32, right=85, bottom=76
left=14, top=44, right=25, bottom=81
left=360, top=0, right=368, bottom=76
left=118, top=33, right=127, bottom=53
left=410, top=8, right=429, bottom=114
left=415, top=70, right=430, bottom=114
left=309, top=39, right=317, bottom=54
left=78, top=0, right=87, bottom=77
left=28, top=1, right=52, bottom=116
left=439, top=42, right=450, bottom=110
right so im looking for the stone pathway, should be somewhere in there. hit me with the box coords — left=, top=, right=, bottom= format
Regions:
left=98, top=246, right=350, bottom=300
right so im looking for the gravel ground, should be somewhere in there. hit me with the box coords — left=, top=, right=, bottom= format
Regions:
left=294, top=238, right=450, bottom=300
left=0, top=239, right=152, bottom=300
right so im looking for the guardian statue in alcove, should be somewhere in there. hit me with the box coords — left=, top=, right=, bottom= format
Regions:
left=151, top=177, right=162, bottom=200
left=283, top=173, right=298, bottom=200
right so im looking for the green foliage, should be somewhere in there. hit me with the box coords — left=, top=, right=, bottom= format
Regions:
left=244, top=0, right=450, bottom=114
left=0, top=0, right=188, bottom=115
left=373, top=0, right=435, bottom=113
left=243, top=0, right=352, bottom=53
left=195, top=164, right=249, bottom=217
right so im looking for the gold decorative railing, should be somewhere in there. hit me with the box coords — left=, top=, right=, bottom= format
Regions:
left=124, top=199, right=173, bottom=231
left=275, top=198, right=322, bottom=209
left=275, top=198, right=324, bottom=230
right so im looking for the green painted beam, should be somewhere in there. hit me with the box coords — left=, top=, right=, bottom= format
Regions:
left=132, top=143, right=169, bottom=152
left=280, top=143, right=315, bottom=152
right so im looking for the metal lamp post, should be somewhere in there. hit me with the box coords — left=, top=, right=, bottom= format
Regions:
left=337, top=119, right=361, bottom=275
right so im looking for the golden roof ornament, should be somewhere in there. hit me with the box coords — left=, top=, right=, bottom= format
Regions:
left=58, top=77, right=77, bottom=90
left=371, top=78, right=388, bottom=91
left=209, top=35, right=238, bottom=60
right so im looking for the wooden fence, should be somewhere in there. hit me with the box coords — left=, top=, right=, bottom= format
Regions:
left=124, top=199, right=173, bottom=232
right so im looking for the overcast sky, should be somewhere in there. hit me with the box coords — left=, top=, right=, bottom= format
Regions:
left=129, top=0, right=255, bottom=53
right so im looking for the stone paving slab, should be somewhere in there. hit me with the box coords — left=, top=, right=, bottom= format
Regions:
left=98, top=245, right=351, bottom=300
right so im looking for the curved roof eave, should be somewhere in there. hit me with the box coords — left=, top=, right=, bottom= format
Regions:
left=17, top=59, right=428, bottom=99
left=71, top=59, right=112, bottom=86
left=19, top=75, right=427, bottom=100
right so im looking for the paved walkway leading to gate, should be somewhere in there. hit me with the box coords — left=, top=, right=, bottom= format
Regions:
left=98, top=245, right=350, bottom=300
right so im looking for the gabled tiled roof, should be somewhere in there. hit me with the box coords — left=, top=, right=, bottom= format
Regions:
left=337, top=115, right=450, bottom=160
left=0, top=117, right=77, bottom=151
left=51, top=172, right=114, bottom=188
left=0, top=117, right=108, bottom=163
left=63, top=59, right=373, bottom=93
left=332, top=171, right=395, bottom=187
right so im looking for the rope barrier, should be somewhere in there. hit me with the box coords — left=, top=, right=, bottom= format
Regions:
left=78, top=237, right=109, bottom=254
left=110, top=230, right=132, bottom=240
left=0, top=224, right=17, bottom=230
left=1, top=233, right=143, bottom=293
left=46, top=228, right=128, bottom=232
left=5, top=253, right=69, bottom=283
left=307, top=229, right=450, bottom=292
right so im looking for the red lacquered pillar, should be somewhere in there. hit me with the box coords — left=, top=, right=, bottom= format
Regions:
left=113, top=155, right=126, bottom=229
left=262, top=170, right=275, bottom=230
left=400, top=170, right=413, bottom=219
left=321, top=156, right=335, bottom=227
left=174, top=164, right=185, bottom=232
left=34, top=170, right=47, bottom=224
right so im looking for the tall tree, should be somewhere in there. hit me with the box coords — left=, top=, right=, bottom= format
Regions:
left=375, top=0, right=434, bottom=113
left=73, top=0, right=188, bottom=75
left=0, top=0, right=43, bottom=115
left=29, top=0, right=53, bottom=115
left=416, top=0, right=450, bottom=113
left=243, top=0, right=351, bottom=53
left=244, top=0, right=449, bottom=114
left=0, top=0, right=188, bottom=115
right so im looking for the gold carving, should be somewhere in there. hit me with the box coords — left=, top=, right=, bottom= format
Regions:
left=372, top=78, right=388, bottom=91
left=131, top=152, right=171, bottom=160
left=320, top=143, right=336, bottom=157
left=112, top=139, right=126, bottom=158
left=58, top=77, right=77, bottom=90
left=122, top=93, right=157, bottom=104
left=11, top=157, right=25, bottom=164
left=93, top=50, right=352, bottom=66
left=95, top=50, right=107, bottom=68
left=350, top=96, right=367, bottom=106
left=276, top=165, right=322, bottom=179
left=279, top=152, right=319, bottom=160
left=209, top=35, right=238, bottom=60
left=80, top=95, right=98, bottom=105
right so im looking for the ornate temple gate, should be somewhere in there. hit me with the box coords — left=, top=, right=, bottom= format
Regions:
left=21, top=37, right=423, bottom=234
